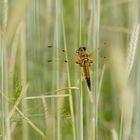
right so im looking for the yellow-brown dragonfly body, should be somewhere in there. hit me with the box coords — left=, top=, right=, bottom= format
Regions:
left=76, top=47, right=93, bottom=91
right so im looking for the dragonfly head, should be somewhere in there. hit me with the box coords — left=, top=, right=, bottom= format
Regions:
left=76, top=47, right=86, bottom=56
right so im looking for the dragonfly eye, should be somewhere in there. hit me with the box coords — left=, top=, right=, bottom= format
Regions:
left=79, top=47, right=86, bottom=51
left=82, top=47, right=86, bottom=51
left=76, top=47, right=86, bottom=53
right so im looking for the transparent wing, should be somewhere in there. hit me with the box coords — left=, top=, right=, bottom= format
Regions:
left=46, top=45, right=77, bottom=65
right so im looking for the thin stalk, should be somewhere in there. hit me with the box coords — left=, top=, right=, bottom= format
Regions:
left=3, top=43, right=11, bottom=140
left=2, top=0, right=8, bottom=30
left=80, top=78, right=83, bottom=140
left=73, top=0, right=82, bottom=139
left=20, top=22, right=28, bottom=140
left=92, top=117, right=95, bottom=140
left=1, top=0, right=10, bottom=139
left=62, top=9, right=76, bottom=140
left=0, top=32, right=5, bottom=140
left=93, top=0, right=100, bottom=139
left=41, top=97, right=48, bottom=137
left=79, top=0, right=83, bottom=139
left=25, top=94, right=70, bottom=100
left=55, top=0, right=62, bottom=139
left=127, top=24, right=140, bottom=78
left=97, top=64, right=106, bottom=108
left=87, top=1, right=94, bottom=139
left=119, top=111, right=123, bottom=140
left=8, top=23, right=22, bottom=113
left=69, top=94, right=76, bottom=140
left=79, top=0, right=82, bottom=44
left=5, top=0, right=27, bottom=46
left=111, top=129, right=119, bottom=140
left=61, top=5, right=71, bottom=93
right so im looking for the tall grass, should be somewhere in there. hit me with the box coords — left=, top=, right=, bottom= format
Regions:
left=0, top=0, right=140, bottom=140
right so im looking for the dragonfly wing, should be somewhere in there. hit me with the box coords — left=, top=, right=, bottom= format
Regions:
left=47, top=45, right=77, bottom=64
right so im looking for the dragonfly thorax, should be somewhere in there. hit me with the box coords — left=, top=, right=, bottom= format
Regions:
left=83, top=58, right=88, bottom=63
left=75, top=46, right=93, bottom=67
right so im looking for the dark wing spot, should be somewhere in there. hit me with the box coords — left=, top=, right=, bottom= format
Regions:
left=48, top=45, right=52, bottom=48
left=64, top=60, right=68, bottom=63
left=48, top=60, right=52, bottom=62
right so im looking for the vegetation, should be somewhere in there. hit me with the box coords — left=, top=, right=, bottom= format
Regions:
left=0, top=0, right=140, bottom=140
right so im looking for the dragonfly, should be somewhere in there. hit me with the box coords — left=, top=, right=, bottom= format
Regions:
left=75, top=47, right=94, bottom=91
left=47, top=45, right=96, bottom=93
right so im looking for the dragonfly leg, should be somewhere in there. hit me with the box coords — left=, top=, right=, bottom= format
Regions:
left=76, top=60, right=83, bottom=67
left=76, top=59, right=82, bottom=64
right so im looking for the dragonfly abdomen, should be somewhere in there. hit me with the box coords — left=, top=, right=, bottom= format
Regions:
left=83, top=65, right=91, bottom=91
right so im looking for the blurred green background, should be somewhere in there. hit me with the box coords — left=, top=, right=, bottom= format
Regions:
left=0, top=0, right=140, bottom=140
